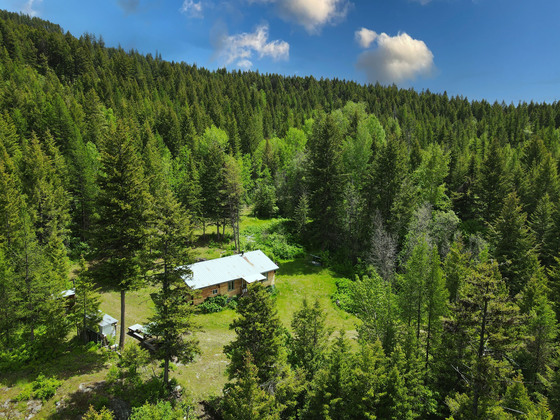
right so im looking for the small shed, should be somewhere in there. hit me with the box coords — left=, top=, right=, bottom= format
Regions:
left=99, top=313, right=118, bottom=338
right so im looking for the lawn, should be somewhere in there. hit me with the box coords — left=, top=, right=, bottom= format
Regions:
left=95, top=255, right=358, bottom=402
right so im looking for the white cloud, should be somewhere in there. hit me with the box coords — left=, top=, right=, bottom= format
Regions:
left=217, top=24, right=289, bottom=69
left=22, top=0, right=42, bottom=17
left=180, top=0, right=203, bottom=18
left=356, top=30, right=435, bottom=85
left=355, top=27, right=377, bottom=49
left=250, top=0, right=350, bottom=33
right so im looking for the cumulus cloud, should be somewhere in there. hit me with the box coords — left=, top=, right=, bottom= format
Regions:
left=356, top=29, right=435, bottom=85
left=217, top=24, right=289, bottom=69
left=355, top=27, right=377, bottom=49
left=21, top=0, right=42, bottom=17
left=117, top=0, right=140, bottom=14
left=180, top=0, right=203, bottom=18
left=250, top=0, right=350, bottom=33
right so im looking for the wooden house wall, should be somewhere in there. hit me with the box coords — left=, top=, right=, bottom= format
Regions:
left=191, top=270, right=277, bottom=304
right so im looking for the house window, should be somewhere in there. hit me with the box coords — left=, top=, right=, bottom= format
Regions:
left=212, top=289, right=218, bottom=295
left=228, top=280, right=235, bottom=291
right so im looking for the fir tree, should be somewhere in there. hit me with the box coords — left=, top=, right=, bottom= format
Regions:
left=147, top=183, right=200, bottom=388
left=224, top=283, right=286, bottom=385
left=488, top=192, right=539, bottom=297
left=69, top=256, right=102, bottom=343
left=289, top=299, right=331, bottom=380
left=221, top=352, right=281, bottom=420
left=94, top=122, right=151, bottom=349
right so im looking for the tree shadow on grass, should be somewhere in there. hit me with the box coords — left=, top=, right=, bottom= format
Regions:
left=0, top=339, right=114, bottom=388
left=47, top=380, right=131, bottom=420
left=277, top=258, right=324, bottom=277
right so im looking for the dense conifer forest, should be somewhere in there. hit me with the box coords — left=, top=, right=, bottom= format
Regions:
left=2, top=9, right=560, bottom=419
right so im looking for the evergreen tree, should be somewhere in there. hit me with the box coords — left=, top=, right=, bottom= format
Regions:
left=367, top=136, right=409, bottom=227
left=301, top=333, right=352, bottom=420
left=517, top=270, right=558, bottom=391
left=488, top=192, right=539, bottom=297
left=307, top=113, right=344, bottom=250
left=69, top=256, right=102, bottom=343
left=147, top=182, right=200, bottom=388
left=221, top=352, right=281, bottom=420
left=447, top=258, right=523, bottom=418
left=94, top=122, right=151, bottom=349
left=289, top=299, right=331, bottom=380
left=0, top=247, right=17, bottom=347
left=224, top=283, right=286, bottom=384
left=475, top=137, right=511, bottom=223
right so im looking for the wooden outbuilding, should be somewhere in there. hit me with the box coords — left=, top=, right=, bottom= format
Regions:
left=182, top=250, right=278, bottom=304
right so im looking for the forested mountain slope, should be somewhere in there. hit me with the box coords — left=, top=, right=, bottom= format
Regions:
left=1, top=9, right=560, bottom=418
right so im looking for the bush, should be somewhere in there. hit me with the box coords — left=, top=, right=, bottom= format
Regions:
left=198, top=294, right=233, bottom=314
left=241, top=220, right=304, bottom=260
left=16, top=374, right=62, bottom=401
left=83, top=405, right=114, bottom=420
left=130, top=400, right=196, bottom=420
left=331, top=277, right=353, bottom=312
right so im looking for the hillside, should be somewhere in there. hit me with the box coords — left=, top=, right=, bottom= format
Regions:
left=0, top=9, right=560, bottom=419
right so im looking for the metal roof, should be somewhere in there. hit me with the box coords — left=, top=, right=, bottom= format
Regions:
left=182, top=250, right=278, bottom=290
left=99, top=313, right=118, bottom=327
left=61, top=289, right=75, bottom=298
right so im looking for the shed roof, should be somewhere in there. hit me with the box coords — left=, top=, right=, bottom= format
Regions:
left=182, top=250, right=278, bottom=290
left=99, top=313, right=118, bottom=327
left=61, top=288, right=75, bottom=298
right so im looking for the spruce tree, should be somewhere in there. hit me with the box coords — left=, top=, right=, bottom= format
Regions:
left=307, top=113, right=344, bottom=250
left=224, top=282, right=286, bottom=384
left=221, top=352, right=281, bottom=420
left=289, top=299, right=331, bottom=380
left=447, top=258, right=523, bottom=418
left=147, top=182, right=200, bottom=388
left=488, top=191, right=539, bottom=297
left=94, top=122, right=151, bottom=349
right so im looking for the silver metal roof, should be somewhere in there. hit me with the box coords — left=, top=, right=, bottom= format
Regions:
left=99, top=313, right=118, bottom=327
left=61, top=289, right=75, bottom=298
left=182, top=250, right=278, bottom=290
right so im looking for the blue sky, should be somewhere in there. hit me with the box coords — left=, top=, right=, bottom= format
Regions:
left=3, top=0, right=560, bottom=103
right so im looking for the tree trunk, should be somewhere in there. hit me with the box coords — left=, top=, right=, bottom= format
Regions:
left=473, top=295, right=489, bottom=419
left=119, top=289, right=126, bottom=349
left=164, top=356, right=170, bottom=387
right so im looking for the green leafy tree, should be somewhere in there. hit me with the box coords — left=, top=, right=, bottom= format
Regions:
left=351, top=271, right=398, bottom=353
left=413, top=142, right=450, bottom=209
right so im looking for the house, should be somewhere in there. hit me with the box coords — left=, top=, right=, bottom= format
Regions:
left=182, top=250, right=279, bottom=304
